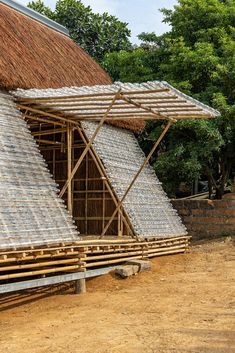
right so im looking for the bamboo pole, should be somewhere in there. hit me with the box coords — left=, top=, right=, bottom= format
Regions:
left=64, top=107, right=202, bottom=116
left=67, top=123, right=73, bottom=213
left=32, top=98, right=187, bottom=109
left=35, top=139, right=62, bottom=145
left=99, top=120, right=173, bottom=238
left=0, top=258, right=80, bottom=272
left=0, top=265, right=82, bottom=280
left=17, top=88, right=170, bottom=104
left=85, top=153, right=88, bottom=234
left=59, top=90, right=121, bottom=198
left=18, top=104, right=78, bottom=125
left=32, top=128, right=67, bottom=136
left=50, top=104, right=200, bottom=112
left=23, top=114, right=66, bottom=127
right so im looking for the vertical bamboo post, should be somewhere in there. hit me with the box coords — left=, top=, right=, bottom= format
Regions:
left=52, top=124, right=56, bottom=177
left=102, top=177, right=106, bottom=232
left=72, top=142, right=75, bottom=209
left=99, top=120, right=173, bottom=238
left=85, top=153, right=88, bottom=234
left=67, top=123, right=73, bottom=213
left=118, top=211, right=122, bottom=237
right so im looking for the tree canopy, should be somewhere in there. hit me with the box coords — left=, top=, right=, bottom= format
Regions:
left=28, top=0, right=235, bottom=198
left=103, top=0, right=235, bottom=198
left=28, top=0, right=132, bottom=61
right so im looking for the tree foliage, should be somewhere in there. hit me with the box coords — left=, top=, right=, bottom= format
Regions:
left=28, top=0, right=131, bottom=61
left=103, top=0, right=235, bottom=198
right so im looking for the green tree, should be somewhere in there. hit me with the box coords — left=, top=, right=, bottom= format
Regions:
left=28, top=0, right=131, bottom=61
left=103, top=0, right=235, bottom=198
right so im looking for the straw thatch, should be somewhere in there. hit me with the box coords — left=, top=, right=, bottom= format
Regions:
left=0, top=3, right=111, bottom=90
left=0, top=3, right=145, bottom=132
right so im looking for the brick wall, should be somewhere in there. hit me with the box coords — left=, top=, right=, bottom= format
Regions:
left=171, top=194, right=235, bottom=239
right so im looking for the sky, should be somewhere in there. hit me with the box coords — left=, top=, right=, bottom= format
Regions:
left=18, top=0, right=178, bottom=43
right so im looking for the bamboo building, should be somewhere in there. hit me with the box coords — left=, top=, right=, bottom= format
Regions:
left=0, top=0, right=220, bottom=294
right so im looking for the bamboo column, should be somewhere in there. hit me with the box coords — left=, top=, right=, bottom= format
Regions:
left=67, top=123, right=73, bottom=213
left=99, top=120, right=173, bottom=238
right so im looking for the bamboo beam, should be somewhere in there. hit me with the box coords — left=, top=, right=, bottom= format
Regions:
left=31, top=98, right=187, bottom=109
left=0, top=258, right=80, bottom=272
left=99, top=120, right=173, bottom=238
left=58, top=90, right=121, bottom=198
left=32, top=128, right=67, bottom=136
left=17, top=104, right=78, bottom=125
left=61, top=107, right=202, bottom=116
left=23, top=114, right=66, bottom=127
left=47, top=103, right=199, bottom=112
left=0, top=265, right=82, bottom=280
left=17, top=88, right=170, bottom=103
left=35, top=139, right=62, bottom=145
left=25, top=95, right=181, bottom=107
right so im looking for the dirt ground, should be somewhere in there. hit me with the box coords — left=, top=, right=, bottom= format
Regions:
left=0, top=238, right=234, bottom=353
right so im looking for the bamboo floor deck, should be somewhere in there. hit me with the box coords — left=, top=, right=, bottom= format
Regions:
left=0, top=236, right=190, bottom=289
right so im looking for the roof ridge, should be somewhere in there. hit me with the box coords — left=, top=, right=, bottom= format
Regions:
left=1, top=0, right=69, bottom=36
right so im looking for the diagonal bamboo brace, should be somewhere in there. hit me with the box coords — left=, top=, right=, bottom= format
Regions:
left=99, top=120, right=173, bottom=238
left=59, top=90, right=121, bottom=198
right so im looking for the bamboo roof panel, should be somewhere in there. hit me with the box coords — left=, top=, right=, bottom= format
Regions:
left=13, top=81, right=220, bottom=128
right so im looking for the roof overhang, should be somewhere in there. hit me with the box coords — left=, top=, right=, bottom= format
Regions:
left=12, top=81, right=220, bottom=125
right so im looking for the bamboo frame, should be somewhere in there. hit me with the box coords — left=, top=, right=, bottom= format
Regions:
left=78, top=126, right=136, bottom=238
left=59, top=90, right=121, bottom=198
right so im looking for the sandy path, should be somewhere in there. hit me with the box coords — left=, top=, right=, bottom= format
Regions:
left=0, top=238, right=234, bottom=353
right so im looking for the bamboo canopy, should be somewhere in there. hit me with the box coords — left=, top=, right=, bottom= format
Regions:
left=14, top=81, right=220, bottom=133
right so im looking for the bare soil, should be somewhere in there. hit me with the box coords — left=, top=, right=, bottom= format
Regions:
left=0, top=238, right=234, bottom=353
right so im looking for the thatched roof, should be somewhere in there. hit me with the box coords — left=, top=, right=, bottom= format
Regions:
left=0, top=3, right=146, bottom=131
left=0, top=2, right=111, bottom=91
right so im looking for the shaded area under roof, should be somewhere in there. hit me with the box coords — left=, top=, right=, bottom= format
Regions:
left=0, top=3, right=111, bottom=90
